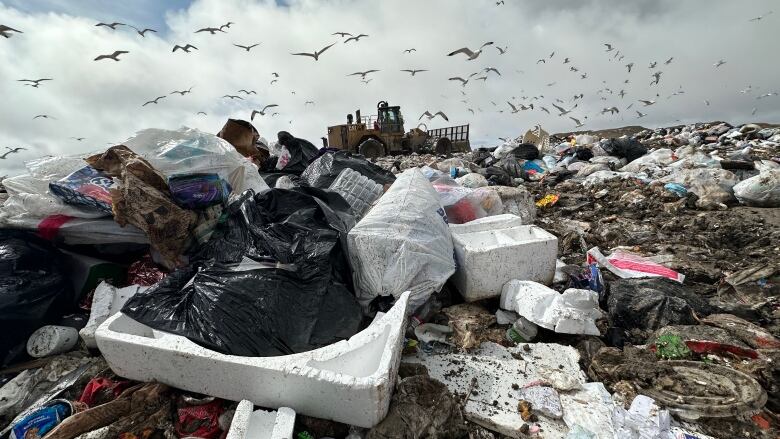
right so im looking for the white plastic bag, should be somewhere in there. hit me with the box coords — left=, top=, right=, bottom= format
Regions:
left=455, top=173, right=488, bottom=188
left=733, top=169, right=780, bottom=207
left=347, top=169, right=455, bottom=311
left=620, top=148, right=675, bottom=173
left=123, top=127, right=269, bottom=195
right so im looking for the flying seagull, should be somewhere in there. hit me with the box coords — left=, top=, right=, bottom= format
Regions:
left=601, top=106, right=619, bottom=115
left=272, top=112, right=279, bottom=116
left=130, top=26, right=156, bottom=37
left=448, top=77, right=469, bottom=86
left=170, top=86, right=194, bottom=95
left=546, top=81, right=556, bottom=87
left=344, top=34, right=368, bottom=43
left=569, top=66, right=579, bottom=72
left=475, top=76, right=488, bottom=81
left=333, top=32, right=352, bottom=37
left=539, top=106, right=550, bottom=114
left=96, top=22, right=125, bottom=30
left=251, top=104, right=279, bottom=119
left=447, top=42, right=494, bottom=60
left=401, top=69, right=428, bottom=76
left=33, top=114, right=55, bottom=119
left=195, top=27, right=226, bottom=34
left=549, top=51, right=555, bottom=59
left=757, top=92, right=778, bottom=99
left=0, top=147, right=26, bottom=159
left=419, top=111, right=449, bottom=121
left=665, top=57, right=674, bottom=65
left=580, top=73, right=588, bottom=79
left=714, top=59, right=726, bottom=67
left=234, top=43, right=260, bottom=51
left=142, top=96, right=166, bottom=106
left=348, top=69, right=380, bottom=79
left=70, top=137, right=85, bottom=141
left=197, top=111, right=207, bottom=115
left=507, top=101, right=521, bottom=113
left=496, top=45, right=508, bottom=54
left=305, top=101, right=315, bottom=106
left=467, top=108, right=475, bottom=114
left=536, top=58, right=546, bottom=64
left=237, top=89, right=257, bottom=95
left=404, top=48, right=417, bottom=53
left=751, top=107, right=757, bottom=115
left=604, top=43, right=614, bottom=51
left=636, top=111, right=647, bottom=118
left=649, top=61, right=657, bottom=69
left=749, top=11, right=773, bottom=21
left=18, top=78, right=53, bottom=87
left=361, top=79, right=372, bottom=84
left=223, top=95, right=243, bottom=100
left=552, top=103, right=576, bottom=116
left=638, top=99, right=656, bottom=106
left=484, top=67, right=501, bottom=76
left=619, top=89, right=626, bottom=98
left=0, top=25, right=23, bottom=38
left=651, top=71, right=662, bottom=85
left=270, top=79, right=278, bottom=84
left=172, top=44, right=198, bottom=52
left=94, top=50, right=128, bottom=61
left=570, top=117, right=585, bottom=127
left=272, top=72, right=279, bottom=77
left=291, top=43, right=336, bottom=61
left=626, top=62, right=634, bottom=73
left=626, top=103, right=635, bottom=110
left=220, top=22, right=234, bottom=30
left=704, top=100, right=710, bottom=106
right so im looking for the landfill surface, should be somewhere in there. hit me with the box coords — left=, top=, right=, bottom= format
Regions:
left=1, top=120, right=779, bottom=439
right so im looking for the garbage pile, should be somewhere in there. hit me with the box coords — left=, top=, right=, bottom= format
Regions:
left=0, top=119, right=778, bottom=439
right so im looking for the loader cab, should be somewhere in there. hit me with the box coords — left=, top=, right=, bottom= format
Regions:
left=376, top=101, right=404, bottom=134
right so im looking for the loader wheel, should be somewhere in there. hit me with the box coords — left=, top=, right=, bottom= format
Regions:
left=435, top=137, right=453, bottom=154
left=358, top=138, right=384, bottom=158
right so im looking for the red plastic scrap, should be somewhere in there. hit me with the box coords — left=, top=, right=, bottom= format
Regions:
left=127, top=256, right=168, bottom=286
left=78, top=377, right=132, bottom=407
left=175, top=399, right=224, bottom=439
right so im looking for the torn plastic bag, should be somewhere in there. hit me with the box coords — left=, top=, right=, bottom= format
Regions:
left=122, top=188, right=362, bottom=357
left=347, top=169, right=455, bottom=311
left=274, top=131, right=319, bottom=175
left=0, top=231, right=73, bottom=366
left=301, top=150, right=396, bottom=188
left=733, top=169, right=780, bottom=207
left=431, top=177, right=503, bottom=224
left=606, top=278, right=716, bottom=331
left=123, top=127, right=269, bottom=195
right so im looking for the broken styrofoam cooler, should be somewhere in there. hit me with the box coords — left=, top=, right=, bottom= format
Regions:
left=449, top=214, right=558, bottom=301
left=226, top=400, right=295, bottom=439
left=95, top=292, right=410, bottom=428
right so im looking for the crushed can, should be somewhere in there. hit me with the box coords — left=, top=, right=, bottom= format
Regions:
left=10, top=399, right=73, bottom=439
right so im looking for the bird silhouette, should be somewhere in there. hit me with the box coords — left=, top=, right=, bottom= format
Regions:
left=484, top=67, right=501, bottom=76
left=581, top=73, right=588, bottom=79
left=142, top=96, right=166, bottom=106
left=195, top=27, right=225, bottom=34
left=0, top=147, right=26, bottom=159
left=0, top=25, right=23, bottom=38
left=495, top=45, right=508, bottom=55
left=536, top=59, right=546, bottom=64
left=649, top=61, right=657, bottom=69
left=197, top=111, right=207, bottom=115
left=636, top=111, right=647, bottom=118
left=173, top=44, right=198, bottom=53
left=749, top=11, right=773, bottom=21
left=220, top=22, right=234, bottom=30
left=18, top=78, right=53, bottom=87
left=333, top=32, right=352, bottom=37
left=344, top=34, right=368, bottom=43
left=170, top=86, right=194, bottom=95
left=539, top=106, right=550, bottom=114
left=448, top=77, right=469, bottom=87
left=625, top=62, right=634, bottom=73
left=94, top=50, right=128, bottom=61
left=549, top=51, right=555, bottom=59
left=570, top=117, right=585, bottom=127
left=272, top=72, right=280, bottom=77
left=401, top=69, right=428, bottom=76
left=223, top=95, right=243, bottom=100
left=291, top=43, right=336, bottom=61
left=237, top=89, right=257, bottom=95
left=131, top=26, right=157, bottom=37
left=604, top=43, right=614, bottom=51
left=714, top=60, right=726, bottom=68
left=475, top=76, right=488, bottom=81
left=601, top=107, right=619, bottom=115
left=419, top=111, right=449, bottom=121
left=664, top=57, right=674, bottom=65
left=638, top=99, right=656, bottom=106
left=272, top=112, right=279, bottom=116
left=348, top=69, right=380, bottom=79
left=563, top=57, right=570, bottom=64
left=569, top=66, right=579, bottom=72
left=96, top=22, right=125, bottom=30
left=361, top=79, right=372, bottom=84
left=305, top=101, right=315, bottom=105
left=33, top=115, right=55, bottom=120
left=270, top=79, right=278, bottom=84
left=70, top=137, right=86, bottom=141
left=251, top=104, right=279, bottom=119
left=234, top=43, right=260, bottom=51
left=448, top=42, right=493, bottom=60
left=404, top=48, right=417, bottom=53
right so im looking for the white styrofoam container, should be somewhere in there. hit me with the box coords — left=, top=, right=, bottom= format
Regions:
left=226, top=400, right=295, bottom=439
left=449, top=214, right=558, bottom=301
left=96, top=292, right=410, bottom=428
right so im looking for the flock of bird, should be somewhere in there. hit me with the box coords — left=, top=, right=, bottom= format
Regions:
left=1, top=5, right=777, bottom=157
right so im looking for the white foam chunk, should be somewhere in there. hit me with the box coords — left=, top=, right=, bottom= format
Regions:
left=80, top=282, right=148, bottom=348
left=96, top=292, right=409, bottom=428
left=227, top=400, right=295, bottom=439
left=449, top=215, right=558, bottom=301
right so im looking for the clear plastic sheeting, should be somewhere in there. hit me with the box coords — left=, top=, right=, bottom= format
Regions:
left=348, top=169, right=455, bottom=311
left=733, top=169, right=780, bottom=207
left=431, top=176, right=503, bottom=224
left=123, top=127, right=269, bottom=195
left=328, top=168, right=383, bottom=219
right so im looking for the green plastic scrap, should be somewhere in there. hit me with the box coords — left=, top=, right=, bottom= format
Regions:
left=297, top=432, right=314, bottom=439
left=655, top=334, right=691, bottom=359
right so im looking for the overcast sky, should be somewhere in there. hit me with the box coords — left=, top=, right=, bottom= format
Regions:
left=1, top=0, right=778, bottom=176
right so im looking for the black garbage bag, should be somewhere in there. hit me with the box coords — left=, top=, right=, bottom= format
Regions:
left=301, top=150, right=396, bottom=188
left=484, top=166, right=513, bottom=186
left=575, top=147, right=594, bottom=161
left=509, top=143, right=539, bottom=161
left=469, top=150, right=494, bottom=167
left=606, top=278, right=717, bottom=331
left=601, top=138, right=648, bottom=163
left=0, top=231, right=73, bottom=366
left=122, top=188, right=363, bottom=357
left=260, top=172, right=310, bottom=188
left=500, top=156, right=525, bottom=179
left=275, top=131, right=320, bottom=175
